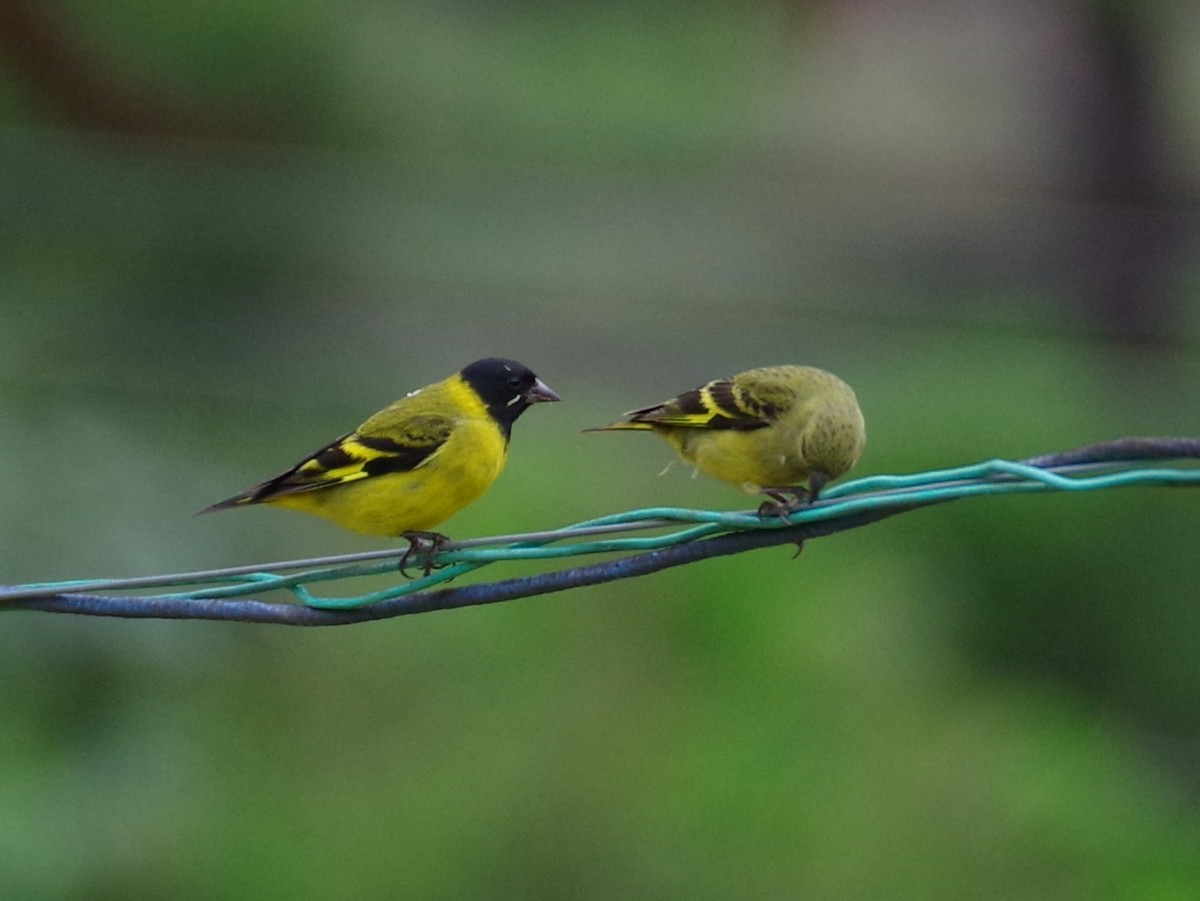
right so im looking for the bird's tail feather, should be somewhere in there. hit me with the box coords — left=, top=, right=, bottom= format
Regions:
left=582, top=421, right=655, bottom=432
left=196, top=493, right=255, bottom=515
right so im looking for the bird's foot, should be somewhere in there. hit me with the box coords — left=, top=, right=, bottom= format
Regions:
left=398, top=531, right=450, bottom=578
left=759, top=473, right=833, bottom=557
left=756, top=472, right=831, bottom=523
left=756, top=489, right=811, bottom=559
left=756, top=487, right=810, bottom=523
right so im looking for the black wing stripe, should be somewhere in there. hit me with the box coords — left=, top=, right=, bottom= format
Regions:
left=361, top=443, right=441, bottom=476
left=355, top=434, right=415, bottom=453
left=671, top=388, right=709, bottom=416
left=709, top=414, right=770, bottom=431
left=702, top=380, right=770, bottom=429
left=312, top=441, right=357, bottom=472
left=703, top=380, right=743, bottom=417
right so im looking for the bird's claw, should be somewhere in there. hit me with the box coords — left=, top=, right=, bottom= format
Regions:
left=757, top=472, right=831, bottom=524
left=399, top=531, right=450, bottom=578
left=758, top=494, right=809, bottom=559
left=756, top=487, right=809, bottom=523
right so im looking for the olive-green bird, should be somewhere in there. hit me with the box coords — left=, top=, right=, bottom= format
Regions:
left=201, top=359, right=560, bottom=543
left=590, top=365, right=864, bottom=509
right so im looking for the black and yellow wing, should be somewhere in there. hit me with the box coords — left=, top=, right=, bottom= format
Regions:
left=201, top=413, right=454, bottom=511
left=596, top=377, right=781, bottom=432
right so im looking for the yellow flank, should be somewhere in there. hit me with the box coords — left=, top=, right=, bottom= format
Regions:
left=591, top=365, right=865, bottom=497
left=202, top=358, right=560, bottom=537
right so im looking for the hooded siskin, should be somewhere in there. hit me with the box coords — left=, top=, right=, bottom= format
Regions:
left=201, top=358, right=560, bottom=536
left=591, top=365, right=864, bottom=501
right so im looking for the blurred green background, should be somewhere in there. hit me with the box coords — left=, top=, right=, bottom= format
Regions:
left=3, top=1, right=1200, bottom=898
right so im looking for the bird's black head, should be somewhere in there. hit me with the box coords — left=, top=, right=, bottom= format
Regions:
left=460, top=358, right=561, bottom=436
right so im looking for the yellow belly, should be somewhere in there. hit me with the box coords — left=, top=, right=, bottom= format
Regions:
left=678, top=428, right=806, bottom=493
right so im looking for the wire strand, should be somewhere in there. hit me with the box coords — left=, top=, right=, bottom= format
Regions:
left=2, top=436, right=1198, bottom=623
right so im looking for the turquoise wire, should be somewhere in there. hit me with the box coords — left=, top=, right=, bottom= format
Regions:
left=8, top=460, right=1199, bottom=610
left=291, top=461, right=1200, bottom=610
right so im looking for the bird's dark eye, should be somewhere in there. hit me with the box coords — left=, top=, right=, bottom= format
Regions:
left=507, top=375, right=522, bottom=389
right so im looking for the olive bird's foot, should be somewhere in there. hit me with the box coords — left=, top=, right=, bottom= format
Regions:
left=759, top=473, right=835, bottom=556
left=756, top=487, right=810, bottom=523
left=398, top=531, right=451, bottom=579
left=756, top=471, right=832, bottom=522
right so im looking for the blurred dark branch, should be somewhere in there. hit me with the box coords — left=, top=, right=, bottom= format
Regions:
left=6, top=436, right=1199, bottom=627
left=0, top=0, right=275, bottom=143
left=1064, top=3, right=1182, bottom=343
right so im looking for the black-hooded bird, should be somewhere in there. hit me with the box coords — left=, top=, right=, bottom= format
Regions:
left=589, top=365, right=864, bottom=509
left=201, top=358, right=560, bottom=541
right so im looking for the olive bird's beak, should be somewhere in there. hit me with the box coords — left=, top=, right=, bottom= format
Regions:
left=524, top=378, right=562, bottom=404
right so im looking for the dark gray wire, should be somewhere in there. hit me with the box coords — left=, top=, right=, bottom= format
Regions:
left=5, top=436, right=1199, bottom=625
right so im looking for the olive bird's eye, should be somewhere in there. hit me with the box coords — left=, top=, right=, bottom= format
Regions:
left=507, top=376, right=522, bottom=389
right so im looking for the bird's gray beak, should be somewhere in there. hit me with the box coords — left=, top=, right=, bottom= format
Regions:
left=524, top=378, right=562, bottom=404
